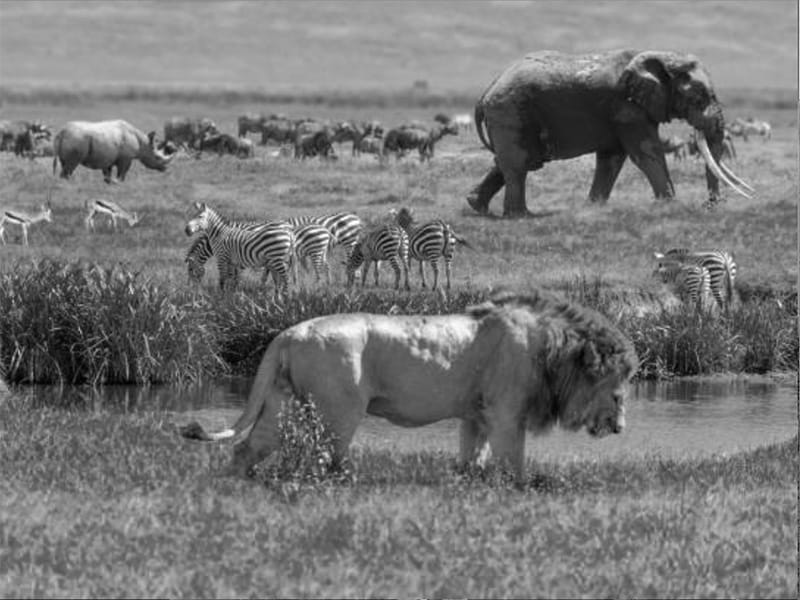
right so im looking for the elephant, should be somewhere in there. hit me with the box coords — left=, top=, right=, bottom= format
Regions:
left=53, top=120, right=175, bottom=183
left=467, top=49, right=753, bottom=217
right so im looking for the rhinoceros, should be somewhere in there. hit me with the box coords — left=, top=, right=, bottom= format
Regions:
left=53, top=120, right=175, bottom=183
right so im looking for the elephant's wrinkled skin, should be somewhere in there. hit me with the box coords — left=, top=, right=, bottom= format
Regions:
left=468, top=49, right=750, bottom=217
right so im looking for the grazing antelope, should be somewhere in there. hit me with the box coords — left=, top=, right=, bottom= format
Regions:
left=85, top=199, right=140, bottom=231
left=0, top=203, right=52, bottom=245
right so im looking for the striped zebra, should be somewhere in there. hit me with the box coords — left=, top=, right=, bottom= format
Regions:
left=185, top=220, right=269, bottom=288
left=290, top=222, right=335, bottom=285
left=654, top=248, right=736, bottom=311
left=346, top=223, right=410, bottom=290
left=285, top=212, right=363, bottom=260
left=654, top=262, right=715, bottom=312
left=0, top=203, right=52, bottom=246
left=185, top=203, right=294, bottom=297
left=392, top=207, right=471, bottom=290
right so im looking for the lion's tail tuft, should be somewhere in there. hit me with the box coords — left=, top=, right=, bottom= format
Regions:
left=180, top=421, right=236, bottom=442
left=178, top=332, right=290, bottom=446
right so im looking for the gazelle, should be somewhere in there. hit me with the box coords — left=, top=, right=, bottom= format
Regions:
left=85, top=199, right=140, bottom=231
left=0, top=203, right=52, bottom=246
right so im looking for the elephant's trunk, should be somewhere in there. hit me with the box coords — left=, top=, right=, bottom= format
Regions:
left=689, top=104, right=753, bottom=200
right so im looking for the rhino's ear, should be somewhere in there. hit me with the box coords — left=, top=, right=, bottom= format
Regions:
left=147, top=131, right=157, bottom=146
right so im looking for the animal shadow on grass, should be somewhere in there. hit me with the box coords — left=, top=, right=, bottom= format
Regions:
left=459, top=207, right=562, bottom=220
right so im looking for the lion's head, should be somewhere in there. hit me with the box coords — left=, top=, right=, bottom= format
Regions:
left=478, top=289, right=638, bottom=437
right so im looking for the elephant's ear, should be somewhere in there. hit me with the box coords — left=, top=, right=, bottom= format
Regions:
left=619, top=52, right=680, bottom=124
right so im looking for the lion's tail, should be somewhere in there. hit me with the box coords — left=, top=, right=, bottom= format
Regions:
left=179, top=334, right=290, bottom=445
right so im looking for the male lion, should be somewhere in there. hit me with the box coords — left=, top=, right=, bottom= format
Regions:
left=180, top=290, right=638, bottom=481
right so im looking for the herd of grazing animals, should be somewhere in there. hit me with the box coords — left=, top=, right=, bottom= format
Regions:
left=0, top=104, right=762, bottom=310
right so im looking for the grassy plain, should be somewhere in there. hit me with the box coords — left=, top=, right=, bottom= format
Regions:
left=0, top=2, right=797, bottom=596
left=0, top=391, right=797, bottom=599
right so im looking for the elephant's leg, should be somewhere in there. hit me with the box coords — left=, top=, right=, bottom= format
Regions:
left=466, top=165, right=505, bottom=215
left=620, top=128, right=674, bottom=200
left=588, top=150, right=628, bottom=203
left=493, top=133, right=537, bottom=217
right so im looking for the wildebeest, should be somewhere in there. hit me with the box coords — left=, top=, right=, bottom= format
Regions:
left=237, top=113, right=267, bottom=139
left=200, top=133, right=255, bottom=158
left=54, top=120, right=175, bottom=183
left=163, top=116, right=218, bottom=150
left=382, top=121, right=459, bottom=162
left=357, top=134, right=383, bottom=156
left=260, top=116, right=297, bottom=146
left=0, top=120, right=51, bottom=157
left=294, top=129, right=337, bottom=159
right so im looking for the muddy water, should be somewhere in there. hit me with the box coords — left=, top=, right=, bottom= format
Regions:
left=10, top=377, right=798, bottom=460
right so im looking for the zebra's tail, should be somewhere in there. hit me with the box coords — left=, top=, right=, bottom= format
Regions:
left=452, top=230, right=476, bottom=251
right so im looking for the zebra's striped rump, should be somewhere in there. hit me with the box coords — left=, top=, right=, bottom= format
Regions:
left=393, top=206, right=468, bottom=290
left=346, top=223, right=410, bottom=290
left=291, top=222, right=335, bottom=284
left=655, top=262, right=714, bottom=311
left=654, top=248, right=736, bottom=311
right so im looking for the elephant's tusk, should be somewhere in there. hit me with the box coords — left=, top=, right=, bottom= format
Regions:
left=718, top=160, right=754, bottom=193
left=696, top=133, right=753, bottom=199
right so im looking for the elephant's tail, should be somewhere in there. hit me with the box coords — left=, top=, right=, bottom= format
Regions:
left=474, top=101, right=493, bottom=153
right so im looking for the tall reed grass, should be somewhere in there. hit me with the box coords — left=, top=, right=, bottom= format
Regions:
left=0, top=259, right=795, bottom=385
left=0, top=259, right=222, bottom=385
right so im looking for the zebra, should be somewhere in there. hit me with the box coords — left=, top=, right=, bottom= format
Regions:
left=185, top=221, right=269, bottom=288
left=654, top=248, right=736, bottom=311
left=185, top=203, right=294, bottom=297
left=392, top=207, right=472, bottom=290
left=654, top=262, right=715, bottom=311
left=85, top=199, right=140, bottom=231
left=290, top=222, right=335, bottom=285
left=346, top=223, right=410, bottom=291
left=186, top=211, right=363, bottom=287
left=284, top=211, right=363, bottom=261
left=0, top=203, right=52, bottom=245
